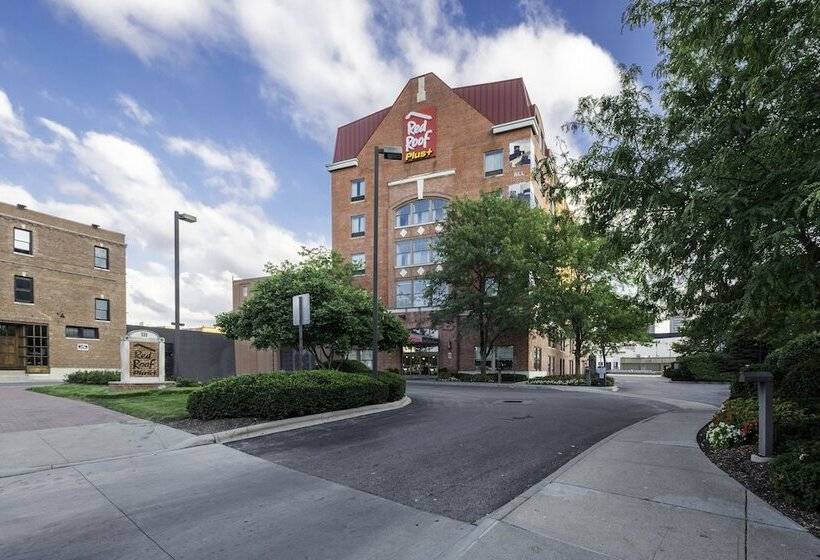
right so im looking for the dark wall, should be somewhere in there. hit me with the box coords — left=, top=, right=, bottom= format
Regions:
left=126, top=325, right=235, bottom=382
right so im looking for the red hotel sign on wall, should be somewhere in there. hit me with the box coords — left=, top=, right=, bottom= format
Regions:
left=403, top=106, right=436, bottom=162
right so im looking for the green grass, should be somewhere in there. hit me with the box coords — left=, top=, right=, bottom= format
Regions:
left=30, top=384, right=198, bottom=422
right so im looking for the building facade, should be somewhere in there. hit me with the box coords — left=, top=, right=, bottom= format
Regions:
left=0, top=202, right=126, bottom=380
left=327, top=73, right=574, bottom=376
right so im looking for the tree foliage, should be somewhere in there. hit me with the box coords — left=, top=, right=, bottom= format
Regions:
left=531, top=216, right=653, bottom=376
left=216, top=248, right=407, bottom=369
left=550, top=0, right=820, bottom=347
left=427, top=194, right=556, bottom=380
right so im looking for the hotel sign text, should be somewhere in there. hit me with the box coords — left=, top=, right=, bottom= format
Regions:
left=404, top=107, right=436, bottom=163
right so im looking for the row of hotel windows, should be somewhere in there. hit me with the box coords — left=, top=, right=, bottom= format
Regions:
left=12, top=227, right=110, bottom=269
left=12, top=276, right=110, bottom=320
left=350, top=236, right=439, bottom=274
left=350, top=198, right=448, bottom=237
left=346, top=148, right=513, bottom=205
left=532, top=347, right=574, bottom=374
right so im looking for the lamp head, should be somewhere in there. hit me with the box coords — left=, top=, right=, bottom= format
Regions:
left=176, top=212, right=197, bottom=223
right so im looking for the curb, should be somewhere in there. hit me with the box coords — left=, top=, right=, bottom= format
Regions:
left=170, top=396, right=412, bottom=449
left=0, top=397, right=412, bottom=479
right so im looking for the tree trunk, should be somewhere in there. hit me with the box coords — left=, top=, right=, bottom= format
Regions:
left=479, top=323, right=488, bottom=377
left=574, top=329, right=583, bottom=381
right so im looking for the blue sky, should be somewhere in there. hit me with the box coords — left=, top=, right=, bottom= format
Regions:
left=0, top=0, right=658, bottom=326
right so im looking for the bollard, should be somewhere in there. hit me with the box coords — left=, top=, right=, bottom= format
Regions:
left=737, top=371, right=774, bottom=462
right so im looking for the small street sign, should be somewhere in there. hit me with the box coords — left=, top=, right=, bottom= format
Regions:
left=292, top=294, right=311, bottom=326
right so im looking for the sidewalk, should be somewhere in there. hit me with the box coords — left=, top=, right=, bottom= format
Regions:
left=0, top=385, right=190, bottom=477
left=447, top=410, right=819, bottom=560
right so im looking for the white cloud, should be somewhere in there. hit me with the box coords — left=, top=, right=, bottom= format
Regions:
left=115, top=93, right=154, bottom=126
left=165, top=136, right=278, bottom=199
left=0, top=90, right=60, bottom=160
left=51, top=0, right=622, bottom=152
left=0, top=92, right=313, bottom=326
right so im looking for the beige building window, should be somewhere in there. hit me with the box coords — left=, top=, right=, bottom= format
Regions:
left=95, top=298, right=110, bottom=321
left=14, top=275, right=33, bottom=303
left=13, top=228, right=32, bottom=254
left=94, top=246, right=109, bottom=269
left=351, top=215, right=365, bottom=237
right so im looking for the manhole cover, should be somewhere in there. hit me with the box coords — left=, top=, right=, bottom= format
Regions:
left=503, top=400, right=523, bottom=403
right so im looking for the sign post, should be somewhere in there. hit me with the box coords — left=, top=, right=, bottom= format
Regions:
left=292, top=294, right=311, bottom=370
left=738, top=371, right=775, bottom=461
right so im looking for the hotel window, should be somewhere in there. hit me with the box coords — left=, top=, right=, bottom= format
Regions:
left=395, top=279, right=446, bottom=308
left=351, top=253, right=366, bottom=275
left=14, top=275, right=33, bottom=303
left=94, top=246, right=109, bottom=269
left=351, top=215, right=365, bottom=237
left=533, top=347, right=542, bottom=371
left=65, top=326, right=99, bottom=339
left=484, top=149, right=503, bottom=177
left=24, top=324, right=48, bottom=367
left=395, top=237, right=437, bottom=267
left=394, top=198, right=447, bottom=227
left=13, top=228, right=32, bottom=254
left=350, top=178, right=365, bottom=201
left=474, top=346, right=514, bottom=370
left=347, top=348, right=373, bottom=369
left=95, top=298, right=110, bottom=321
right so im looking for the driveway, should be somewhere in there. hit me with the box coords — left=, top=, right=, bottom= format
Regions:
left=610, top=374, right=729, bottom=407
left=229, top=381, right=674, bottom=522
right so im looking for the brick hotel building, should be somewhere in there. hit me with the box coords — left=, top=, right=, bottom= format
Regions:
left=327, top=72, right=574, bottom=376
left=0, top=202, right=126, bottom=380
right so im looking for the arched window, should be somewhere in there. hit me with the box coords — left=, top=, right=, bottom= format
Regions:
left=395, top=198, right=447, bottom=228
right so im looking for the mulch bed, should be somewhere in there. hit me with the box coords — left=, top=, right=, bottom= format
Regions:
left=165, top=416, right=265, bottom=435
left=697, top=425, right=819, bottom=537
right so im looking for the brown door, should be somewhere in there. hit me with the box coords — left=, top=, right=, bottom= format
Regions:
left=0, top=324, right=23, bottom=369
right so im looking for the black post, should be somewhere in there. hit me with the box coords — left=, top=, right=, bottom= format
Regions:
left=173, top=211, right=180, bottom=378
left=371, top=147, right=380, bottom=377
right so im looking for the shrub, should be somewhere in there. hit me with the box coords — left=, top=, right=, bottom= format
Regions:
left=711, top=398, right=818, bottom=449
left=773, top=334, right=820, bottom=410
left=173, top=377, right=203, bottom=387
left=65, top=370, right=120, bottom=384
left=454, top=372, right=528, bottom=383
left=187, top=370, right=390, bottom=420
left=334, top=359, right=372, bottom=374
left=373, top=370, right=406, bottom=401
left=673, top=353, right=736, bottom=381
left=528, top=374, right=614, bottom=386
left=706, top=422, right=741, bottom=449
left=772, top=440, right=820, bottom=511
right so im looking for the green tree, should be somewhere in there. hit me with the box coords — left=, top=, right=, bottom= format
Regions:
left=532, top=217, right=653, bottom=378
left=588, top=289, right=653, bottom=371
left=549, top=0, right=820, bottom=346
left=216, top=248, right=407, bottom=370
left=427, top=194, right=557, bottom=381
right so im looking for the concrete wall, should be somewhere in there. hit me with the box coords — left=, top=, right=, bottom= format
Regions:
left=127, top=325, right=235, bottom=381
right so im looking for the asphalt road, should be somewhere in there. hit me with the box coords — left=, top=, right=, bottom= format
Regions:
left=610, top=374, right=729, bottom=407
left=229, top=381, right=674, bottom=522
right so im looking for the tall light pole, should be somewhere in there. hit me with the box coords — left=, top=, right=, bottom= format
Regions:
left=372, top=146, right=402, bottom=376
left=174, top=210, right=197, bottom=378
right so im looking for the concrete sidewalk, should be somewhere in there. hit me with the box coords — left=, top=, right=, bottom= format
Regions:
left=448, top=410, right=819, bottom=560
left=0, top=385, right=191, bottom=476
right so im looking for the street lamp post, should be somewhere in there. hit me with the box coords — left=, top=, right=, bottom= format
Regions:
left=371, top=146, right=402, bottom=376
left=174, top=211, right=197, bottom=378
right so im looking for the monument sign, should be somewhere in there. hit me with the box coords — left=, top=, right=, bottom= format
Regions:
left=110, top=329, right=172, bottom=389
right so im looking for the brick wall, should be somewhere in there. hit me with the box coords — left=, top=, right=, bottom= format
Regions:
left=0, top=202, right=126, bottom=371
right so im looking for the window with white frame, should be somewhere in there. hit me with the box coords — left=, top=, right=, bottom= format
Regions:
left=394, top=198, right=447, bottom=228
left=395, top=237, right=438, bottom=267
left=351, top=253, right=365, bottom=275
left=351, top=178, right=365, bottom=201
left=94, top=246, right=109, bottom=269
left=13, top=228, right=32, bottom=254
left=394, top=279, right=446, bottom=309
left=484, top=149, right=503, bottom=176
left=351, top=215, right=365, bottom=237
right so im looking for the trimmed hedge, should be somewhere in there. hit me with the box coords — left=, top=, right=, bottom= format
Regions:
left=455, top=372, right=528, bottom=383
left=667, top=353, right=735, bottom=382
left=65, top=370, right=120, bottom=384
left=187, top=369, right=403, bottom=421
left=772, top=440, right=820, bottom=511
left=334, top=359, right=372, bottom=374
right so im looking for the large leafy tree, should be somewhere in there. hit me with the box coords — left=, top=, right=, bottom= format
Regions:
left=532, top=217, right=652, bottom=377
left=427, top=194, right=558, bottom=381
left=216, top=248, right=407, bottom=369
left=550, top=0, right=819, bottom=348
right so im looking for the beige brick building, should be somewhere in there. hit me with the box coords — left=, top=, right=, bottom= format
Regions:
left=0, top=202, right=126, bottom=380
left=327, top=73, right=575, bottom=376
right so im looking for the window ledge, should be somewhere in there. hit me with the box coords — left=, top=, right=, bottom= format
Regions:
left=13, top=301, right=34, bottom=306
left=13, top=251, right=34, bottom=257
left=350, top=196, right=365, bottom=202
left=66, top=337, right=100, bottom=341
left=94, top=267, right=110, bottom=271
left=351, top=232, right=365, bottom=238
left=94, top=319, right=111, bottom=323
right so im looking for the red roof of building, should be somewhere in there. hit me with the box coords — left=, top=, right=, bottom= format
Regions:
left=331, top=76, right=537, bottom=163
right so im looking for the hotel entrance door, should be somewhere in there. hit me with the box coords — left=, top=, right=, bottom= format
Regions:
left=0, top=324, right=24, bottom=369
left=402, top=328, right=439, bottom=375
